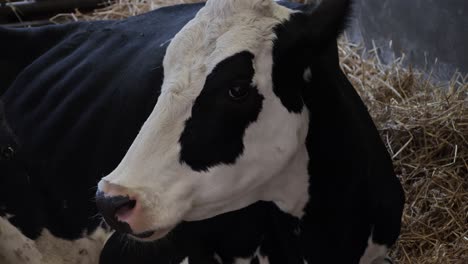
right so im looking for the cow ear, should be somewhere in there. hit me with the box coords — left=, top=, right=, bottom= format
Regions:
left=303, top=0, right=353, bottom=48
left=271, top=0, right=352, bottom=112
left=273, top=0, right=353, bottom=64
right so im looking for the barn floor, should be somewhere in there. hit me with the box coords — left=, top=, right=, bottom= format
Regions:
left=52, top=1, right=468, bottom=263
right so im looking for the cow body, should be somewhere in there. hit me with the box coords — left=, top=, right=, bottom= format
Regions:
left=0, top=1, right=404, bottom=263
left=1, top=4, right=201, bottom=263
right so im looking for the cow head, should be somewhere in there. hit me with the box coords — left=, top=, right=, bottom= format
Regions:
left=96, top=0, right=351, bottom=241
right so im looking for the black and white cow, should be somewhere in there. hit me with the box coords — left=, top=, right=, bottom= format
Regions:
left=0, top=0, right=405, bottom=263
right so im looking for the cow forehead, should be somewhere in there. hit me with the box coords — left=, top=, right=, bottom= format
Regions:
left=162, top=0, right=293, bottom=91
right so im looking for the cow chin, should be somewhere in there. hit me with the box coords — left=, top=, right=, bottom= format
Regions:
left=127, top=225, right=174, bottom=242
left=126, top=195, right=254, bottom=242
left=119, top=208, right=180, bottom=242
left=122, top=190, right=259, bottom=242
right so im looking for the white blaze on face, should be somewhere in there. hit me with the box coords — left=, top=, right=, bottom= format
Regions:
left=99, top=0, right=310, bottom=237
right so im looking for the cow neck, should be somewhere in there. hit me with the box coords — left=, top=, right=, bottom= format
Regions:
left=173, top=201, right=306, bottom=262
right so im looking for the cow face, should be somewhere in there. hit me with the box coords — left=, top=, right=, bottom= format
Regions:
left=97, top=0, right=351, bottom=241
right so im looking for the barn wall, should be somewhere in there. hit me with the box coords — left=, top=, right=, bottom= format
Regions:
left=349, top=0, right=468, bottom=80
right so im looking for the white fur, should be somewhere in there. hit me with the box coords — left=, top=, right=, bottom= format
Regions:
left=303, top=67, right=312, bottom=82
left=0, top=216, right=111, bottom=264
left=99, top=0, right=310, bottom=239
left=359, top=234, right=389, bottom=264
left=0, top=216, right=41, bottom=264
left=233, top=247, right=269, bottom=263
left=214, top=253, right=222, bottom=263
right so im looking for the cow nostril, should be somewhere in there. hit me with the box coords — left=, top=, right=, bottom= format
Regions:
left=115, top=199, right=136, bottom=219
left=95, top=191, right=137, bottom=234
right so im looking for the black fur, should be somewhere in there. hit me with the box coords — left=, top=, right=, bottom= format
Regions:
left=270, top=1, right=404, bottom=262
left=0, top=1, right=404, bottom=263
left=100, top=1, right=404, bottom=263
left=179, top=52, right=264, bottom=172
left=0, top=3, right=202, bottom=240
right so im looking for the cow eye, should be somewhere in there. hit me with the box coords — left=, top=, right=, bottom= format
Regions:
left=228, top=86, right=249, bottom=100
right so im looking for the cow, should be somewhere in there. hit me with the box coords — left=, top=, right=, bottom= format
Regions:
left=0, top=3, right=201, bottom=263
left=0, top=0, right=405, bottom=263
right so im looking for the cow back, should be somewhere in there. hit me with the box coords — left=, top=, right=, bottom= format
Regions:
left=0, top=3, right=203, bottom=239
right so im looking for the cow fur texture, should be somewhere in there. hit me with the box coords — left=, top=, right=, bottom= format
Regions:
left=0, top=1, right=404, bottom=263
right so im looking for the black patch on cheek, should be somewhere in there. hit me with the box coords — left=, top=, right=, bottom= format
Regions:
left=179, top=51, right=264, bottom=172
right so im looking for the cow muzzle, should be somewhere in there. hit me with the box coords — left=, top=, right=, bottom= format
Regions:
left=95, top=180, right=160, bottom=239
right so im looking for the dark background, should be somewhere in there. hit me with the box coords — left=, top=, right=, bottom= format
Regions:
left=351, top=0, right=468, bottom=81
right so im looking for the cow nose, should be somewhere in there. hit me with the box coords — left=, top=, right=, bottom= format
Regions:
left=96, top=191, right=136, bottom=234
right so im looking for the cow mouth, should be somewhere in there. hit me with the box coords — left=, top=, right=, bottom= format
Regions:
left=129, top=226, right=173, bottom=241
left=132, top=230, right=155, bottom=239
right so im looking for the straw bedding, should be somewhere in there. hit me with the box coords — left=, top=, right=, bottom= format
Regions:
left=338, top=40, right=467, bottom=264
left=55, top=1, right=467, bottom=263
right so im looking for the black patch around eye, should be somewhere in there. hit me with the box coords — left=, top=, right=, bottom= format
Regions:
left=179, top=51, right=264, bottom=172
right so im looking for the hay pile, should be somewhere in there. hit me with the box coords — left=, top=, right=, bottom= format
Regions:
left=339, top=39, right=467, bottom=264
left=50, top=0, right=204, bottom=22
left=57, top=1, right=467, bottom=263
